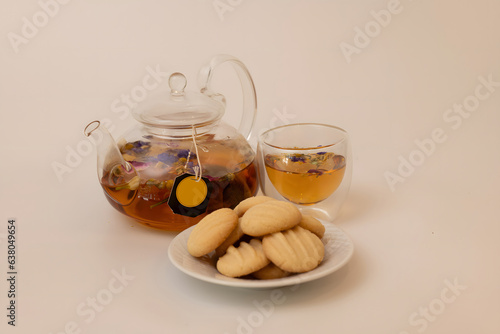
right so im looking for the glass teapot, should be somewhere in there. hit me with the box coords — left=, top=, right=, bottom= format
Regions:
left=84, top=55, right=258, bottom=231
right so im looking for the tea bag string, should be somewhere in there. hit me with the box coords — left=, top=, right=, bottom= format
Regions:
left=191, top=125, right=202, bottom=182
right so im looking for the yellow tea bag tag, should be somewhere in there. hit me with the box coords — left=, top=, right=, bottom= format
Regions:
left=168, top=173, right=212, bottom=217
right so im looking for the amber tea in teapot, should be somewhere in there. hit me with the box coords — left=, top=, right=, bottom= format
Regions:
left=101, top=135, right=257, bottom=231
left=85, top=55, right=259, bottom=231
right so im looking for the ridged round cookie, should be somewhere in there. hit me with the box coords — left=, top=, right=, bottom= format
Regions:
left=216, top=239, right=270, bottom=278
left=187, top=208, right=238, bottom=257
left=240, top=201, right=301, bottom=237
left=262, top=226, right=324, bottom=273
left=298, top=215, right=326, bottom=239
left=215, top=218, right=245, bottom=257
left=252, top=263, right=290, bottom=280
left=233, top=196, right=277, bottom=217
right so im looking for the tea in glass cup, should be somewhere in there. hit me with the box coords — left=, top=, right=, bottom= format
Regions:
left=257, top=123, right=352, bottom=221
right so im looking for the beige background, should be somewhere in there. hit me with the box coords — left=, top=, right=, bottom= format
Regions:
left=1, top=0, right=499, bottom=333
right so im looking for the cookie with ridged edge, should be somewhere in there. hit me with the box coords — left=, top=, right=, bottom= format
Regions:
left=233, top=196, right=277, bottom=217
left=298, top=215, right=326, bottom=239
left=262, top=226, right=324, bottom=273
left=240, top=201, right=301, bottom=237
left=252, top=263, right=290, bottom=280
left=187, top=208, right=238, bottom=257
left=216, top=239, right=270, bottom=278
left=215, top=218, right=245, bottom=257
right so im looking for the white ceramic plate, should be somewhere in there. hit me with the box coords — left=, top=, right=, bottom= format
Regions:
left=168, top=221, right=354, bottom=288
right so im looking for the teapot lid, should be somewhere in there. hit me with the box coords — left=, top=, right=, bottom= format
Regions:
left=132, top=72, right=225, bottom=129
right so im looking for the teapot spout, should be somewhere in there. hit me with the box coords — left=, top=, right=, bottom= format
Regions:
left=84, top=120, right=139, bottom=206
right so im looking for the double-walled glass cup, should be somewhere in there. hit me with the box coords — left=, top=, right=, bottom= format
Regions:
left=257, top=123, right=352, bottom=221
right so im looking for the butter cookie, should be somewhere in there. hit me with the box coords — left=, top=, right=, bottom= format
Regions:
left=187, top=208, right=238, bottom=257
left=262, top=226, right=324, bottom=273
left=240, top=201, right=301, bottom=237
left=216, top=239, right=270, bottom=278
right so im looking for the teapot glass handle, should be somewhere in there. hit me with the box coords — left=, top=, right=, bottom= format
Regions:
left=198, top=55, right=257, bottom=140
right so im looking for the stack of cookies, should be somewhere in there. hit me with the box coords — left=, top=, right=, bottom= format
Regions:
left=187, top=196, right=326, bottom=279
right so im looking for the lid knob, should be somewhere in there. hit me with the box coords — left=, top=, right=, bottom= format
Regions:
left=169, top=72, right=187, bottom=96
